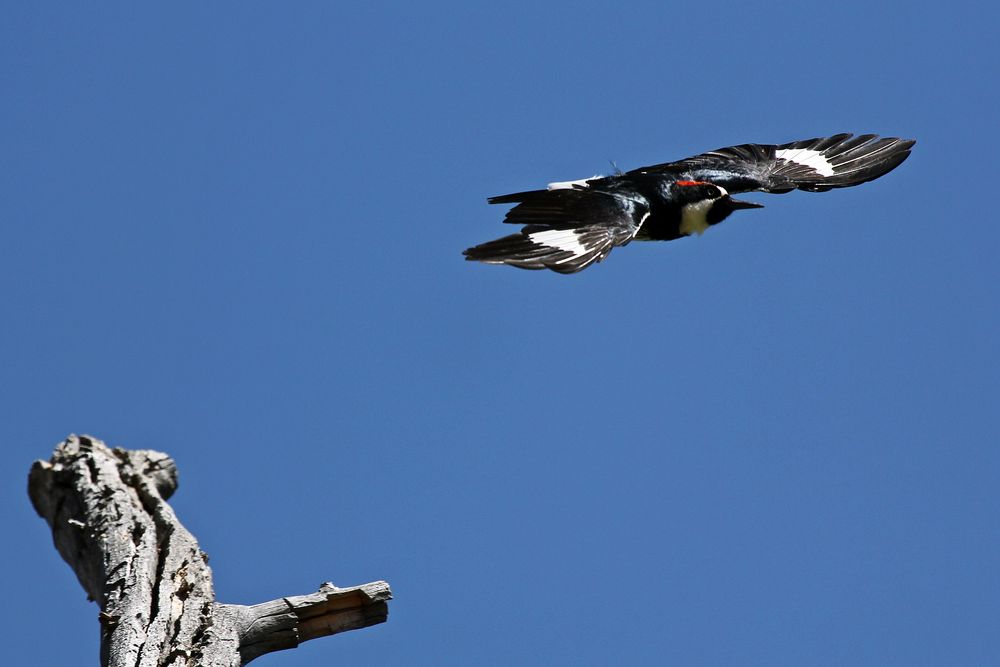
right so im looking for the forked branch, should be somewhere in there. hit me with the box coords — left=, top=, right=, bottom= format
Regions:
left=28, top=435, right=391, bottom=666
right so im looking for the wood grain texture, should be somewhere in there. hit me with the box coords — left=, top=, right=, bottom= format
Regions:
left=29, top=435, right=391, bottom=666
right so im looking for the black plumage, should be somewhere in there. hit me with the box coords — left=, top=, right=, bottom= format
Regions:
left=464, top=133, right=915, bottom=274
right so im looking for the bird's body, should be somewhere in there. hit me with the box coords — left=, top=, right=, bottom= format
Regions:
left=464, top=133, right=915, bottom=274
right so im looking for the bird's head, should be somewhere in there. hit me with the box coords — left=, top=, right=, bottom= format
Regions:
left=674, top=180, right=764, bottom=235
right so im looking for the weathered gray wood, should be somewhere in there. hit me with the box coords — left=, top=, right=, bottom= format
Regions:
left=28, top=435, right=391, bottom=666
left=225, top=581, right=391, bottom=663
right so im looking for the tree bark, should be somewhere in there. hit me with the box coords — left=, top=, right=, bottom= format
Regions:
left=28, top=435, right=391, bottom=666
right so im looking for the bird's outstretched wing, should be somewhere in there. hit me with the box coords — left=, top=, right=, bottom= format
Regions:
left=628, top=133, right=915, bottom=194
left=463, top=188, right=648, bottom=274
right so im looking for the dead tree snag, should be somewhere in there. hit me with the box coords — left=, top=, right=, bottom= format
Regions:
left=28, top=435, right=390, bottom=666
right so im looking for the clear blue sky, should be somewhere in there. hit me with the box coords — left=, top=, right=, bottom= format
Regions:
left=3, top=3, right=998, bottom=665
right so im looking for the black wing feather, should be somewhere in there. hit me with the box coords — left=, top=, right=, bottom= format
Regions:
left=464, top=188, right=648, bottom=274
left=628, top=133, right=915, bottom=194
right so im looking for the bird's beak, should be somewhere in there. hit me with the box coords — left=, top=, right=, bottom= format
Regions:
left=728, top=197, right=764, bottom=210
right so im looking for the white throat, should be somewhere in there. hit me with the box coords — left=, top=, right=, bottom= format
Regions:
left=679, top=185, right=726, bottom=237
left=679, top=199, right=715, bottom=236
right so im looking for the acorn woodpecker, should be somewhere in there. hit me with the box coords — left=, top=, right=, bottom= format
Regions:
left=463, top=133, right=915, bottom=274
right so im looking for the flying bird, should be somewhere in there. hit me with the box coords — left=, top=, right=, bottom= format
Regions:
left=463, top=133, right=915, bottom=274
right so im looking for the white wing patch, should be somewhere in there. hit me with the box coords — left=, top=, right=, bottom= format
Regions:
left=526, top=229, right=589, bottom=255
left=547, top=175, right=601, bottom=190
left=774, top=148, right=836, bottom=177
